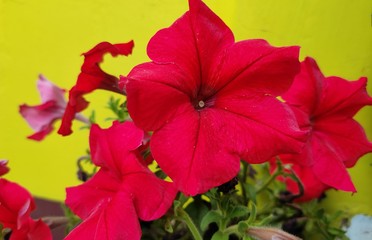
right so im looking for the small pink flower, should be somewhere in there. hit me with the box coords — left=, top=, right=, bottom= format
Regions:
left=277, top=57, right=372, bottom=200
left=20, top=75, right=88, bottom=141
left=65, top=121, right=177, bottom=240
left=125, top=0, right=305, bottom=195
left=58, top=41, right=134, bottom=136
left=0, top=179, right=52, bottom=240
left=0, top=160, right=9, bottom=177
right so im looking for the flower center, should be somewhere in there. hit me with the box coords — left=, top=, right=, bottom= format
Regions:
left=198, top=100, right=205, bottom=108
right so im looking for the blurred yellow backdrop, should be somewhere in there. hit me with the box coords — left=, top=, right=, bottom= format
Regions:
left=0, top=0, right=371, bottom=216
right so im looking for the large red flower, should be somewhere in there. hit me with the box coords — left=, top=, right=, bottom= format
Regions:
left=0, top=179, right=52, bottom=240
left=279, top=57, right=372, bottom=197
left=125, top=0, right=305, bottom=195
left=20, top=75, right=88, bottom=141
left=58, top=41, right=134, bottom=136
left=65, top=121, right=177, bottom=240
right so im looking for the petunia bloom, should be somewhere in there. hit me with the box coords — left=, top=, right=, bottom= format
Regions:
left=19, top=75, right=88, bottom=141
left=0, top=179, right=52, bottom=240
left=277, top=56, right=372, bottom=200
left=0, top=160, right=9, bottom=176
left=125, top=0, right=306, bottom=195
left=65, top=121, right=177, bottom=240
left=58, top=41, right=134, bottom=136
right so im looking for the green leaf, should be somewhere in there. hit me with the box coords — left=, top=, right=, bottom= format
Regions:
left=201, top=210, right=224, bottom=231
left=229, top=205, right=250, bottom=219
left=211, top=231, right=229, bottom=240
left=246, top=202, right=257, bottom=224
left=238, top=221, right=249, bottom=233
left=185, top=197, right=210, bottom=231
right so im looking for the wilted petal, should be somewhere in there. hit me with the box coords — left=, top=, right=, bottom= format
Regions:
left=58, top=41, right=134, bottom=136
left=0, top=160, right=10, bottom=177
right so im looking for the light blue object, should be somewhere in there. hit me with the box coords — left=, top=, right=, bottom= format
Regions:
left=346, top=214, right=372, bottom=240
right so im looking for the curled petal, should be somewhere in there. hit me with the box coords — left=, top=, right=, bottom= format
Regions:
left=58, top=41, right=134, bottom=136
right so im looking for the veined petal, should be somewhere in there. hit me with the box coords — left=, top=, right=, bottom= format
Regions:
left=315, top=76, right=372, bottom=118
left=282, top=57, right=324, bottom=114
left=314, top=118, right=372, bottom=168
left=211, top=41, right=300, bottom=98
left=65, top=193, right=141, bottom=240
left=89, top=121, right=144, bottom=172
left=151, top=105, right=241, bottom=195
left=311, top=132, right=356, bottom=192
left=127, top=63, right=191, bottom=131
left=215, top=94, right=307, bottom=163
left=65, top=170, right=120, bottom=220
left=123, top=171, right=177, bottom=221
left=147, top=0, right=234, bottom=94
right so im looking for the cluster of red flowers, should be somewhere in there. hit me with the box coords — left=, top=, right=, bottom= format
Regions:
left=3, top=0, right=371, bottom=239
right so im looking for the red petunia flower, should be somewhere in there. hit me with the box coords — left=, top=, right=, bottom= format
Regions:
left=19, top=75, right=88, bottom=141
left=0, top=179, right=52, bottom=240
left=0, top=160, right=9, bottom=177
left=65, top=121, right=177, bottom=240
left=125, top=0, right=306, bottom=195
left=58, top=41, right=134, bottom=136
left=278, top=57, right=372, bottom=199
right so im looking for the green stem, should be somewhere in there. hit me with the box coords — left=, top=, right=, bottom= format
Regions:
left=256, top=168, right=281, bottom=194
left=241, top=162, right=249, bottom=204
left=175, top=207, right=202, bottom=240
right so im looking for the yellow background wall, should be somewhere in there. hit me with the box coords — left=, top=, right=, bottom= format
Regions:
left=0, top=0, right=371, bottom=215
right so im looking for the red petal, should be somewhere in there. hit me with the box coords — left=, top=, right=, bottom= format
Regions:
left=0, top=179, right=35, bottom=230
left=58, top=41, right=134, bottom=136
left=314, top=118, right=372, bottom=168
left=10, top=218, right=52, bottom=240
left=315, top=76, right=372, bottom=118
left=147, top=0, right=233, bottom=95
left=123, top=168, right=178, bottom=221
left=212, top=41, right=300, bottom=97
left=65, top=170, right=120, bottom=220
left=89, top=121, right=144, bottom=173
left=126, top=63, right=191, bottom=131
left=65, top=193, right=141, bottom=240
left=215, top=94, right=307, bottom=163
left=151, top=105, right=241, bottom=195
left=282, top=57, right=324, bottom=114
left=311, top=132, right=356, bottom=192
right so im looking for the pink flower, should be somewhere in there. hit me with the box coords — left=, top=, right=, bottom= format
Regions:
left=125, top=0, right=305, bottom=195
left=58, top=41, right=134, bottom=136
left=19, top=75, right=88, bottom=141
left=65, top=121, right=177, bottom=240
left=279, top=57, right=372, bottom=197
left=0, top=179, right=52, bottom=240
left=0, top=160, right=9, bottom=177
